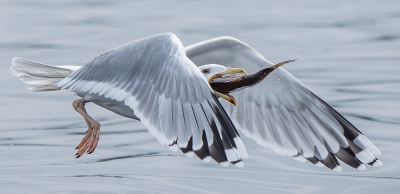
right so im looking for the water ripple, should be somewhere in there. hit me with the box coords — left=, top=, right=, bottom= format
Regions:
left=96, top=152, right=160, bottom=163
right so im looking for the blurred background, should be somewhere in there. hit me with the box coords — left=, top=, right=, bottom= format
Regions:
left=1, top=0, right=400, bottom=193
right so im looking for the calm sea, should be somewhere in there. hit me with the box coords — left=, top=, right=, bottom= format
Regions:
left=1, top=1, right=399, bottom=193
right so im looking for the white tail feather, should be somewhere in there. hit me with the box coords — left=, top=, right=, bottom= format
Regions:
left=10, top=57, right=81, bottom=92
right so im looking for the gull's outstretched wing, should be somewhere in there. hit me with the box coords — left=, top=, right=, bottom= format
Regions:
left=185, top=36, right=382, bottom=171
left=57, top=33, right=247, bottom=166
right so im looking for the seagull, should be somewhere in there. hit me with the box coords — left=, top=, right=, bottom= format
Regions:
left=10, top=33, right=382, bottom=171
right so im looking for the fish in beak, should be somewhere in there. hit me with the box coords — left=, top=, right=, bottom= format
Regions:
left=209, top=59, right=296, bottom=106
left=208, top=67, right=247, bottom=106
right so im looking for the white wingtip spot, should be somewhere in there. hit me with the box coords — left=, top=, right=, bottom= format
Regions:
left=315, top=161, right=324, bottom=167
left=219, top=161, right=229, bottom=167
left=353, top=135, right=382, bottom=155
left=373, top=160, right=383, bottom=167
left=202, top=156, right=211, bottom=163
left=332, top=166, right=342, bottom=172
left=357, top=164, right=366, bottom=170
left=356, top=151, right=374, bottom=164
left=184, top=151, right=194, bottom=158
left=234, top=161, right=244, bottom=167
left=233, top=137, right=248, bottom=159
left=225, top=149, right=239, bottom=162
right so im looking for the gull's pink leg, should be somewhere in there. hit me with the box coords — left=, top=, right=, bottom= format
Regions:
left=75, top=107, right=91, bottom=155
left=72, top=99, right=101, bottom=158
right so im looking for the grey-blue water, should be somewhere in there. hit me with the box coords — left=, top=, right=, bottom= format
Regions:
left=1, top=1, right=399, bottom=193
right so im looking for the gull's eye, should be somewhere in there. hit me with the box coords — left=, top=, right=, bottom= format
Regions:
left=202, top=68, right=210, bottom=74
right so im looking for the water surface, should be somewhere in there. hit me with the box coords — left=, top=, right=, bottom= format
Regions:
left=1, top=1, right=400, bottom=193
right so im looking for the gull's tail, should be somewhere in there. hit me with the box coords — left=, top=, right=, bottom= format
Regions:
left=10, top=57, right=81, bottom=92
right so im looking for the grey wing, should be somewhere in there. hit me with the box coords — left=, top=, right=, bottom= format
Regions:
left=185, top=36, right=382, bottom=171
left=57, top=33, right=247, bottom=166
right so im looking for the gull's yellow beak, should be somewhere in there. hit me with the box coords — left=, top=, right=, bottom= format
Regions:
left=207, top=67, right=248, bottom=82
left=214, top=91, right=237, bottom=106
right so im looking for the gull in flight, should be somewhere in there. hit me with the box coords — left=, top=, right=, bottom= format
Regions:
left=11, top=33, right=382, bottom=171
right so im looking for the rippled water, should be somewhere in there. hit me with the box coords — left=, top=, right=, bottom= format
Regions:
left=1, top=1, right=400, bottom=193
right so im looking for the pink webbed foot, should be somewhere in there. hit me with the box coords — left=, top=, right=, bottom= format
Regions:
left=72, top=99, right=101, bottom=158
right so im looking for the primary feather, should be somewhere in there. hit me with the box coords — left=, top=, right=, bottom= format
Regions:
left=56, top=33, right=247, bottom=166
left=186, top=36, right=382, bottom=171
